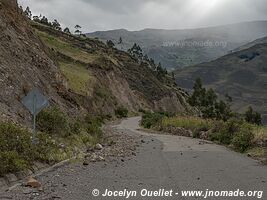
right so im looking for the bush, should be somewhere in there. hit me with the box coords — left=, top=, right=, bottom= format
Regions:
left=245, top=107, right=262, bottom=125
left=69, top=119, right=83, bottom=135
left=0, top=110, right=106, bottom=176
left=84, top=115, right=103, bottom=138
left=0, top=123, right=34, bottom=176
left=210, top=119, right=240, bottom=144
left=141, top=112, right=164, bottom=129
left=0, top=151, right=28, bottom=176
left=37, top=106, right=70, bottom=136
left=232, top=126, right=254, bottom=152
left=115, top=107, right=128, bottom=118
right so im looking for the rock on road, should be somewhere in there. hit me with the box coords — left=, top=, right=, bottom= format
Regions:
left=4, top=117, right=267, bottom=200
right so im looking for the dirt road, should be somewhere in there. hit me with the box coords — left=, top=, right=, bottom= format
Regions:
left=3, top=117, right=267, bottom=200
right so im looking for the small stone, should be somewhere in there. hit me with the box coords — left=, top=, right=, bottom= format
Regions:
left=121, top=159, right=125, bottom=162
left=247, top=153, right=252, bottom=157
left=141, top=140, right=145, bottom=143
left=95, top=143, right=103, bottom=150
left=26, top=177, right=41, bottom=188
left=23, top=188, right=33, bottom=194
left=83, top=160, right=89, bottom=166
left=99, top=156, right=105, bottom=161
left=132, top=152, right=137, bottom=156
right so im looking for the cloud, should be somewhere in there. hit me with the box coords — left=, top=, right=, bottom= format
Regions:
left=18, top=0, right=267, bottom=32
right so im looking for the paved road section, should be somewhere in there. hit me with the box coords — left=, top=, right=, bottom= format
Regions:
left=3, top=117, right=267, bottom=200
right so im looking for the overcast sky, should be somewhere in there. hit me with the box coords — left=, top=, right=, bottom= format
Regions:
left=18, top=0, right=267, bottom=33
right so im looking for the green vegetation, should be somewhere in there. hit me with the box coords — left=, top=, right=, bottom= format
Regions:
left=37, top=30, right=99, bottom=64
left=141, top=111, right=174, bottom=129
left=162, top=116, right=213, bottom=133
left=142, top=113, right=267, bottom=154
left=59, top=61, right=95, bottom=96
left=0, top=107, right=104, bottom=176
left=245, top=106, right=262, bottom=125
left=0, top=123, right=35, bottom=175
left=107, top=40, right=115, bottom=48
left=37, top=106, right=70, bottom=136
left=141, top=112, right=165, bottom=129
left=189, top=78, right=232, bottom=121
left=115, top=107, right=129, bottom=118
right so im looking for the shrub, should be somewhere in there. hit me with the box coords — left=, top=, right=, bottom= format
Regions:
left=115, top=107, right=128, bottom=118
left=69, top=119, right=83, bottom=135
left=0, top=122, right=34, bottom=176
left=232, top=126, right=254, bottom=152
left=0, top=151, right=29, bottom=176
left=245, top=107, right=262, bottom=125
left=84, top=115, right=103, bottom=138
left=35, top=132, right=61, bottom=163
left=210, top=119, right=240, bottom=144
left=141, top=112, right=164, bottom=129
left=37, top=106, right=70, bottom=136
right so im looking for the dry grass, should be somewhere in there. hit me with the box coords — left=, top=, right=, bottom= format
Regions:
left=161, top=116, right=214, bottom=131
left=252, top=126, right=267, bottom=146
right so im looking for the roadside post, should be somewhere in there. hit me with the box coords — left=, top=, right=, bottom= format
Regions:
left=22, top=88, right=49, bottom=143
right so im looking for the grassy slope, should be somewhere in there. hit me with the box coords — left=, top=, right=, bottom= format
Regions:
left=33, top=22, right=191, bottom=114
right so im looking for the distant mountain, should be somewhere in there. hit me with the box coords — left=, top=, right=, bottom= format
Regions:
left=232, top=36, right=267, bottom=52
left=174, top=41, right=267, bottom=116
left=87, top=21, right=267, bottom=70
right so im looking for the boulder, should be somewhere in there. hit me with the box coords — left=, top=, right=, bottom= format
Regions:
left=26, top=177, right=41, bottom=188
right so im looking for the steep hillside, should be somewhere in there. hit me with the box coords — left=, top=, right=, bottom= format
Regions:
left=233, top=36, right=267, bottom=52
left=0, top=0, right=191, bottom=126
left=87, top=21, right=267, bottom=70
left=174, top=42, right=267, bottom=115
left=0, top=0, right=75, bottom=125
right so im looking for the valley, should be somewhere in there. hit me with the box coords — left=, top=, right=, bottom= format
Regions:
left=174, top=38, right=267, bottom=119
left=87, top=21, right=267, bottom=70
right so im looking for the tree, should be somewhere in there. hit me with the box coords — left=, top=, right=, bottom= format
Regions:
left=106, top=40, right=115, bottom=48
left=32, top=15, right=40, bottom=23
left=245, top=107, right=262, bottom=125
left=118, top=37, right=123, bottom=44
left=74, top=25, right=82, bottom=35
left=40, top=16, right=50, bottom=26
left=128, top=43, right=143, bottom=60
left=149, top=58, right=156, bottom=70
left=189, top=78, right=232, bottom=121
left=24, top=6, right=32, bottom=19
left=52, top=20, right=61, bottom=31
left=63, top=27, right=71, bottom=34
left=188, top=78, right=206, bottom=107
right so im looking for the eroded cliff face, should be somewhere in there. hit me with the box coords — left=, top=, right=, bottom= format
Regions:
left=0, top=0, right=76, bottom=124
left=0, top=0, right=192, bottom=125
